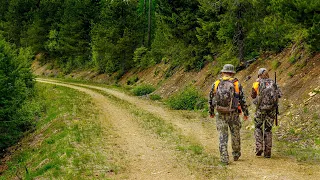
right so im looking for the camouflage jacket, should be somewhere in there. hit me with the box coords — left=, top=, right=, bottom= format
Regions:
left=209, top=76, right=249, bottom=116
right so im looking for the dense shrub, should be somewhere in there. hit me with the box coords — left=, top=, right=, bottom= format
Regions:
left=150, top=94, right=162, bottom=101
left=127, top=76, right=139, bottom=85
left=132, top=84, right=156, bottom=96
left=165, top=86, right=206, bottom=110
left=0, top=37, right=36, bottom=153
left=272, top=60, right=280, bottom=70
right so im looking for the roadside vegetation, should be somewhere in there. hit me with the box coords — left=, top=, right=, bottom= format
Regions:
left=166, top=86, right=207, bottom=110
left=131, top=84, right=156, bottom=96
left=0, top=84, right=126, bottom=179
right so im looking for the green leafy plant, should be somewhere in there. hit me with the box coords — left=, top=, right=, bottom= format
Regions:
left=132, top=84, right=156, bottom=96
left=288, top=72, right=294, bottom=78
left=127, top=76, right=139, bottom=85
left=289, top=55, right=298, bottom=64
left=272, top=60, right=280, bottom=69
left=133, top=46, right=149, bottom=68
left=150, top=94, right=162, bottom=101
left=0, top=39, right=37, bottom=152
left=165, top=86, right=206, bottom=110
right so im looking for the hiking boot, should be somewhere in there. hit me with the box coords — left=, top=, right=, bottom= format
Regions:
left=264, top=131, right=272, bottom=159
left=233, top=156, right=240, bottom=161
left=256, top=149, right=263, bottom=156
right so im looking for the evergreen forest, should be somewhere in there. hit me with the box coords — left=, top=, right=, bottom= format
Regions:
left=1, top=0, right=319, bottom=74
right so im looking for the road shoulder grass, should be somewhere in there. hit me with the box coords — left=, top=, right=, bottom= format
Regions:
left=0, top=83, right=126, bottom=180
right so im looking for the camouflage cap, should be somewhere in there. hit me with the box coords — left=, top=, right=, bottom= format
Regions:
left=258, top=68, right=267, bottom=76
left=221, top=64, right=236, bottom=74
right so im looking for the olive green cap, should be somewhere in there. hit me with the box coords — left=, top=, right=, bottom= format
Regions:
left=221, top=64, right=236, bottom=74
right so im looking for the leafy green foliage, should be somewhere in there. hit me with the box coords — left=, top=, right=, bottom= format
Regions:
left=289, top=55, right=298, bottom=64
left=132, top=84, right=156, bottom=96
left=0, top=37, right=36, bottom=152
left=165, top=86, right=206, bottom=110
left=133, top=46, right=149, bottom=68
left=91, top=0, right=144, bottom=74
left=126, top=76, right=139, bottom=85
left=272, top=60, right=280, bottom=69
left=150, top=94, right=162, bottom=101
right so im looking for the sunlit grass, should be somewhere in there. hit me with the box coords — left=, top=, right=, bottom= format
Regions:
left=0, top=83, right=126, bottom=179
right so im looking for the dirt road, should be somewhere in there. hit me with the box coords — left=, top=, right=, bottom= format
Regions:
left=37, top=79, right=320, bottom=180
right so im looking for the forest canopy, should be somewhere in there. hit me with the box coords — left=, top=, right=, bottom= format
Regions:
left=0, top=0, right=319, bottom=74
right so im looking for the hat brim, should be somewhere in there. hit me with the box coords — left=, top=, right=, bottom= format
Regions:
left=221, top=70, right=236, bottom=74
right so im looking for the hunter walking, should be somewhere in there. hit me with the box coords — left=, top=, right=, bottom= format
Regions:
left=209, top=64, right=249, bottom=165
left=251, top=68, right=282, bottom=158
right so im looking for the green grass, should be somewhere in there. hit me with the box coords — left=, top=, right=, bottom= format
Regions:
left=0, top=83, right=126, bottom=179
left=271, top=60, right=280, bottom=69
left=165, top=86, right=207, bottom=110
left=149, top=94, right=162, bottom=101
left=131, top=84, right=156, bottom=96
left=126, top=76, right=139, bottom=85
left=278, top=141, right=320, bottom=164
left=41, top=76, right=131, bottom=95
left=289, top=55, right=300, bottom=64
left=288, top=72, right=294, bottom=77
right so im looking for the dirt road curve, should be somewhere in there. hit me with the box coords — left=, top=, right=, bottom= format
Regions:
left=37, top=79, right=320, bottom=180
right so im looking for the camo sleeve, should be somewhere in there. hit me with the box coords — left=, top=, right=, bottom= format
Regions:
left=238, top=82, right=249, bottom=116
left=251, top=88, right=257, bottom=99
left=277, top=84, right=283, bottom=98
left=251, top=81, right=259, bottom=99
left=208, top=83, right=215, bottom=115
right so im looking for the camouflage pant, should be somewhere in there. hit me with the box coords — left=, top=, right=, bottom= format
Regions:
left=254, top=109, right=276, bottom=157
left=216, top=112, right=241, bottom=163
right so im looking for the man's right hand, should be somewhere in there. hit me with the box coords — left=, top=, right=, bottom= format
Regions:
left=210, top=114, right=215, bottom=118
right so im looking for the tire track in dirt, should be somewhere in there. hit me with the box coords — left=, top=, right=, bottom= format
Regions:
left=37, top=80, right=195, bottom=180
left=40, top=79, right=320, bottom=180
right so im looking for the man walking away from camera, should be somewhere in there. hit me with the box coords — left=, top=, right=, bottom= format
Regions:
left=251, top=68, right=282, bottom=158
left=209, top=64, right=249, bottom=165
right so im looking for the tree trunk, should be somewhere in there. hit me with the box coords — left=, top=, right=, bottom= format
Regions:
left=142, top=0, right=146, bottom=46
left=234, top=2, right=245, bottom=65
left=147, top=0, right=151, bottom=47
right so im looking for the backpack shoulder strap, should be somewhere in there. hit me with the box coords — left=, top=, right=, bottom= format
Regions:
left=214, top=79, right=221, bottom=93
left=253, top=81, right=259, bottom=94
left=233, top=79, right=240, bottom=93
left=231, top=78, right=238, bottom=83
